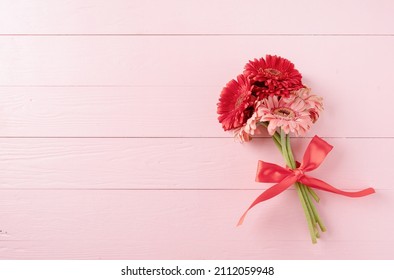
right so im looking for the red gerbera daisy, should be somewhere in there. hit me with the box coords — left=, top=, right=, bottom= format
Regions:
left=217, top=74, right=255, bottom=131
left=244, top=55, right=303, bottom=97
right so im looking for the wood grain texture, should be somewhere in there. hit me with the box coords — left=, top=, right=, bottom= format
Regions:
left=0, top=0, right=392, bottom=34
left=0, top=138, right=388, bottom=190
left=0, top=36, right=393, bottom=87
left=0, top=86, right=393, bottom=137
left=0, top=0, right=392, bottom=260
left=0, top=190, right=389, bottom=259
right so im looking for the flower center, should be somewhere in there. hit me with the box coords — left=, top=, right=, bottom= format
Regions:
left=264, top=68, right=282, bottom=76
left=235, top=96, right=244, bottom=108
left=273, top=107, right=295, bottom=119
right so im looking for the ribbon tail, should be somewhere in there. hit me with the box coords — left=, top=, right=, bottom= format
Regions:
left=237, top=175, right=297, bottom=226
left=300, top=176, right=375, bottom=197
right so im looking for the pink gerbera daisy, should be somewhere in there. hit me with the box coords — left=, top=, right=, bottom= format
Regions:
left=234, top=101, right=264, bottom=142
left=244, top=55, right=304, bottom=97
left=286, top=87, right=324, bottom=123
left=217, top=74, right=255, bottom=130
left=260, top=96, right=313, bottom=136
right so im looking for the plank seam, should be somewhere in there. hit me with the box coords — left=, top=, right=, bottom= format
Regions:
left=0, top=136, right=393, bottom=139
left=0, top=34, right=393, bottom=37
left=0, top=188, right=388, bottom=191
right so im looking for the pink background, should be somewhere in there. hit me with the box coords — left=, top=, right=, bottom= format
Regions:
left=0, top=0, right=393, bottom=259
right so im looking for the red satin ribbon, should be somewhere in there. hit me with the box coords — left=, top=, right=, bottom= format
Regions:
left=238, top=135, right=375, bottom=226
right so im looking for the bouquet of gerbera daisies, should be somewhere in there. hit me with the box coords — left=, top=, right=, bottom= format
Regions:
left=217, top=55, right=375, bottom=243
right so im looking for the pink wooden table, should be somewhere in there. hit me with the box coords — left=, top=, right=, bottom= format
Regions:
left=0, top=0, right=393, bottom=259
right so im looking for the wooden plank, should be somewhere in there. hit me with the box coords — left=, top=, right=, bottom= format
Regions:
left=1, top=239, right=392, bottom=260
left=1, top=36, right=393, bottom=87
left=0, top=0, right=392, bottom=34
left=0, top=189, right=389, bottom=259
left=0, top=86, right=392, bottom=137
left=0, top=138, right=387, bottom=190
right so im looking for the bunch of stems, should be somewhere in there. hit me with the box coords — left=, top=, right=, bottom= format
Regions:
left=260, top=122, right=326, bottom=243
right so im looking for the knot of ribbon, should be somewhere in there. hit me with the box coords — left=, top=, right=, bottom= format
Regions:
left=292, top=168, right=304, bottom=179
left=237, top=135, right=375, bottom=226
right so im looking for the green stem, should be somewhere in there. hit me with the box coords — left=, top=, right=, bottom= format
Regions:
left=259, top=123, right=326, bottom=241
left=280, top=130, right=291, bottom=166
left=286, top=133, right=295, bottom=168
left=271, top=134, right=282, bottom=151
left=307, top=187, right=320, bottom=203
left=299, top=183, right=319, bottom=237
left=279, top=130, right=317, bottom=243
left=301, top=183, right=326, bottom=232
left=295, top=184, right=317, bottom=243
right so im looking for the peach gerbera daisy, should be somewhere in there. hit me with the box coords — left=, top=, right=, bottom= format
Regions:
left=286, top=87, right=324, bottom=123
left=234, top=101, right=264, bottom=142
left=260, top=96, right=313, bottom=136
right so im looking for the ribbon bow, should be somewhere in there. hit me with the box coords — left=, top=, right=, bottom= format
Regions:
left=238, top=136, right=375, bottom=226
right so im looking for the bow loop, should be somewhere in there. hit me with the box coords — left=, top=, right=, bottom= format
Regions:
left=300, top=135, right=333, bottom=171
left=255, top=161, right=292, bottom=183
